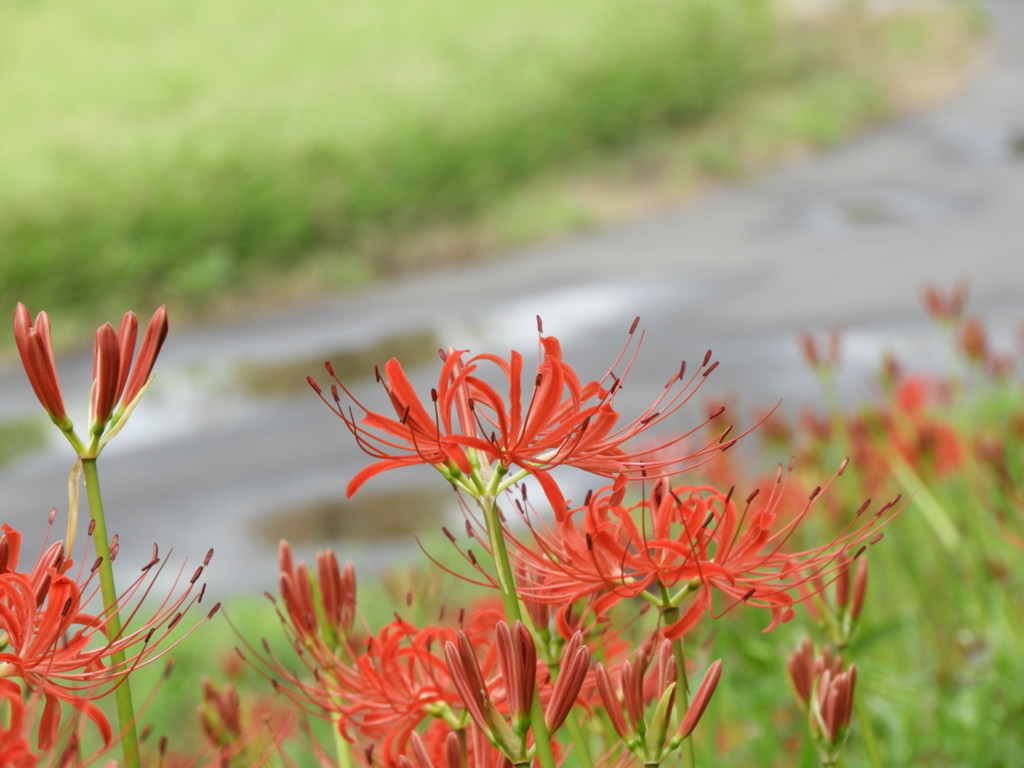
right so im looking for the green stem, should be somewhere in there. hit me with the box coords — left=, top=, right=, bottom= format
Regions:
left=660, top=591, right=696, bottom=768
left=332, top=712, right=353, bottom=768
left=479, top=495, right=558, bottom=768
left=854, top=694, right=883, bottom=768
left=81, top=458, right=141, bottom=768
left=480, top=495, right=521, bottom=619
left=820, top=370, right=850, bottom=450
left=564, top=704, right=595, bottom=768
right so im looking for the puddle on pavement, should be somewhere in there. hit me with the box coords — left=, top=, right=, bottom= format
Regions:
left=236, top=330, right=440, bottom=396
left=253, top=485, right=455, bottom=545
left=840, top=201, right=900, bottom=227
left=1010, top=130, right=1024, bottom=158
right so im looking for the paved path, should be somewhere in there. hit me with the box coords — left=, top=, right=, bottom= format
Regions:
left=1, top=0, right=1022, bottom=596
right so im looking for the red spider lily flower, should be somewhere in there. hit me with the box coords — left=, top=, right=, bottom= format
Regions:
left=337, top=618, right=470, bottom=762
left=787, top=637, right=838, bottom=705
left=892, top=377, right=965, bottom=478
left=839, top=375, right=965, bottom=492
left=196, top=678, right=297, bottom=766
left=543, top=629, right=590, bottom=733
left=200, top=678, right=244, bottom=748
left=787, top=640, right=856, bottom=760
left=0, top=688, right=36, bottom=768
left=506, top=462, right=900, bottom=637
left=814, top=664, right=856, bottom=744
left=445, top=629, right=527, bottom=761
left=241, top=614, right=467, bottom=763
left=0, top=524, right=217, bottom=750
left=596, top=641, right=721, bottom=762
left=277, top=541, right=356, bottom=652
left=398, top=730, right=465, bottom=768
left=398, top=723, right=510, bottom=768
left=494, top=621, right=536, bottom=732
left=252, top=561, right=574, bottom=764
left=13, top=304, right=168, bottom=457
left=922, top=281, right=968, bottom=324
left=444, top=623, right=588, bottom=763
left=0, top=566, right=112, bottom=748
left=595, top=645, right=664, bottom=745
left=798, top=329, right=841, bottom=372
left=311, top=318, right=736, bottom=516
left=678, top=658, right=722, bottom=740
left=13, top=305, right=69, bottom=430
left=801, top=553, right=869, bottom=643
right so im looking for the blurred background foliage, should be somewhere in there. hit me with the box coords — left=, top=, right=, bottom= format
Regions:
left=0, top=0, right=980, bottom=343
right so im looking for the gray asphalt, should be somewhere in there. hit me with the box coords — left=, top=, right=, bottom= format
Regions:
left=1, top=0, right=1022, bottom=597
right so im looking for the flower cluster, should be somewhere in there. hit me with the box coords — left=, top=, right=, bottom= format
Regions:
left=261, top=317, right=903, bottom=767
left=500, top=463, right=897, bottom=638
left=5, top=305, right=214, bottom=767
left=14, top=303, right=168, bottom=459
left=311, top=317, right=737, bottom=515
left=0, top=522, right=217, bottom=755
left=5, top=305, right=913, bottom=767
left=788, top=639, right=857, bottom=765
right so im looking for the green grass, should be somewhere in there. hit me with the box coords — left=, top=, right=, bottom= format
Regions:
left=0, top=0, right=980, bottom=345
left=1, top=0, right=777, bottom=320
left=0, top=416, right=48, bottom=464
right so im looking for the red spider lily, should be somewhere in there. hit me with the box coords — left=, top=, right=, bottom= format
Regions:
left=787, top=637, right=841, bottom=705
left=311, top=318, right=736, bottom=515
left=252, top=550, right=477, bottom=761
left=12, top=306, right=69, bottom=430
left=787, top=639, right=856, bottom=760
left=798, top=329, right=841, bottom=372
left=0, top=523, right=69, bottom=600
left=443, top=622, right=588, bottom=762
left=799, top=553, right=870, bottom=647
left=834, top=376, right=965, bottom=492
left=445, top=627, right=531, bottom=762
left=890, top=377, right=965, bottom=477
left=0, top=524, right=217, bottom=750
left=13, top=304, right=168, bottom=456
left=814, top=664, right=856, bottom=744
left=248, top=584, right=579, bottom=765
left=398, top=729, right=463, bottom=768
left=338, top=618, right=478, bottom=761
left=922, top=281, right=968, bottom=324
left=0, top=687, right=37, bottom=768
left=243, top=614, right=467, bottom=763
left=398, top=723, right=511, bottom=768
left=596, top=641, right=721, bottom=762
left=277, top=541, right=356, bottom=652
left=243, top=550, right=478, bottom=762
left=505, top=462, right=900, bottom=637
left=196, top=678, right=298, bottom=766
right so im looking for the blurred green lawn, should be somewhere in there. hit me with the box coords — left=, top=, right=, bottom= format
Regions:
left=0, top=0, right=978, bottom=341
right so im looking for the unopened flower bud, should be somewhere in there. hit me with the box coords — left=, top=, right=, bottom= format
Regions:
left=678, top=659, right=723, bottom=739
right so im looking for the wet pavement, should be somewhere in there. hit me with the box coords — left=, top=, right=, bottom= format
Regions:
left=1, top=0, right=1022, bottom=597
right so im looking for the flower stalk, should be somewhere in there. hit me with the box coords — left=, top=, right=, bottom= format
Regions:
left=11, top=304, right=169, bottom=768
left=477, top=496, right=558, bottom=768
left=596, top=638, right=721, bottom=767
left=82, top=458, right=141, bottom=768
left=661, top=596, right=697, bottom=768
